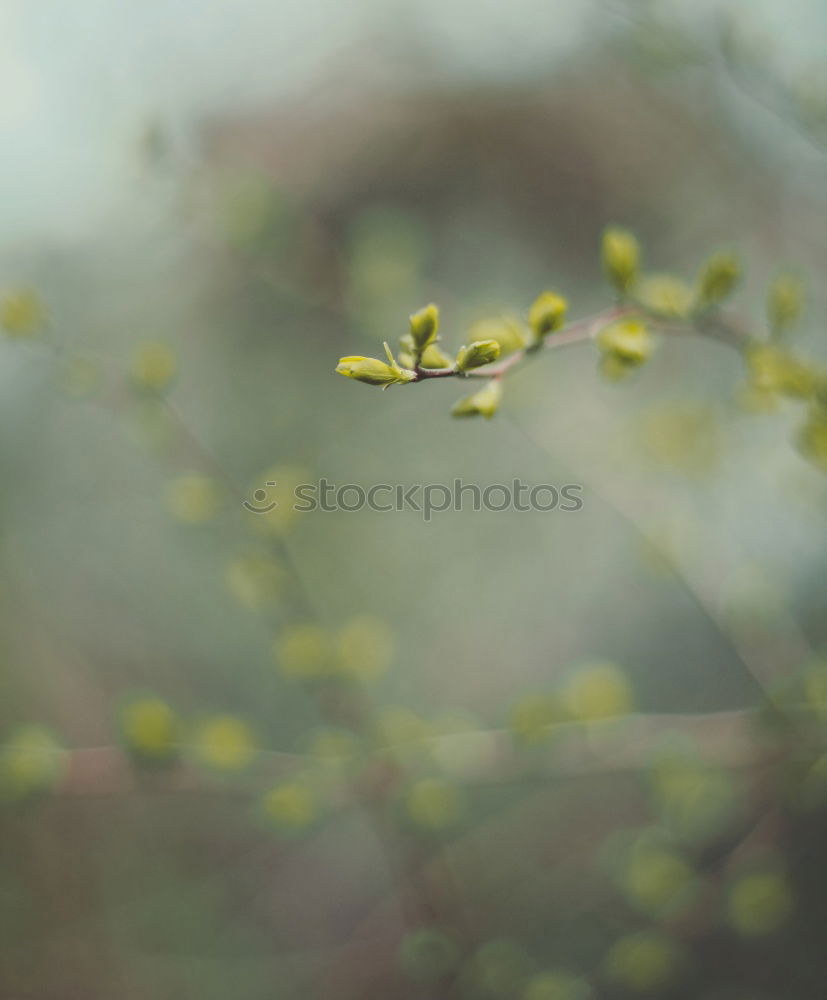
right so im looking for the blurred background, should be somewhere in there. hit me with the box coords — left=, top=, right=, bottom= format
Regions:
left=2, top=0, right=827, bottom=997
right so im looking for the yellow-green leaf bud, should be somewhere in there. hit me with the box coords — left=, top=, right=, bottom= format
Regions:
left=402, top=334, right=453, bottom=370
left=746, top=344, right=821, bottom=400
left=226, top=553, right=282, bottom=610
left=335, top=615, right=394, bottom=682
left=119, top=695, right=179, bottom=764
left=131, top=340, right=177, bottom=392
left=336, top=342, right=416, bottom=387
left=602, top=227, right=641, bottom=294
left=405, top=776, right=463, bottom=830
left=562, top=662, right=634, bottom=721
left=467, top=315, right=527, bottom=356
left=508, top=692, right=564, bottom=744
left=0, top=725, right=64, bottom=801
left=399, top=928, right=460, bottom=983
left=604, top=932, right=683, bottom=992
left=261, top=779, right=318, bottom=835
left=695, top=251, right=741, bottom=308
left=727, top=871, right=793, bottom=936
left=451, top=380, right=502, bottom=419
left=797, top=408, right=827, bottom=474
left=192, top=714, right=256, bottom=771
left=523, top=971, right=594, bottom=1000
left=409, top=303, right=439, bottom=351
left=455, top=339, right=501, bottom=372
left=596, top=319, right=654, bottom=368
left=0, top=288, right=48, bottom=337
left=420, top=342, right=454, bottom=369
left=275, top=623, right=333, bottom=680
left=767, top=273, right=805, bottom=335
left=638, top=275, right=693, bottom=319
left=166, top=474, right=222, bottom=523
left=528, top=291, right=568, bottom=340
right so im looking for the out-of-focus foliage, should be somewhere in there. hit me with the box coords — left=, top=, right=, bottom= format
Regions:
left=2, top=1, right=827, bottom=998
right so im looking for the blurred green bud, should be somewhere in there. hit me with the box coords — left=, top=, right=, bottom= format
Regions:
left=727, top=871, right=793, bottom=936
left=131, top=340, right=177, bottom=392
left=800, top=413, right=827, bottom=473
left=409, top=303, right=440, bottom=351
left=523, top=971, right=593, bottom=1000
left=621, top=838, right=695, bottom=915
left=275, top=624, right=332, bottom=680
left=336, top=342, right=416, bottom=387
left=597, top=319, right=654, bottom=371
left=192, top=714, right=256, bottom=771
left=247, top=465, right=309, bottom=537
left=226, top=553, right=282, bottom=610
left=0, top=725, right=64, bottom=802
left=767, top=273, right=805, bottom=336
left=0, top=288, right=48, bottom=337
left=119, top=696, right=179, bottom=764
left=467, top=939, right=533, bottom=997
left=508, top=692, right=564, bottom=745
left=802, top=661, right=827, bottom=718
left=528, top=292, right=568, bottom=340
left=468, top=315, right=527, bottom=356
left=456, top=339, right=501, bottom=372
left=374, top=706, right=432, bottom=748
left=746, top=345, right=821, bottom=401
left=562, top=662, right=634, bottom=721
left=638, top=275, right=693, bottom=319
left=648, top=750, right=739, bottom=843
left=166, top=473, right=222, bottom=523
left=602, top=227, right=641, bottom=294
left=261, top=779, right=318, bottom=835
left=405, top=777, right=463, bottom=831
left=695, top=251, right=741, bottom=308
left=335, top=615, right=394, bottom=683
left=399, top=928, right=460, bottom=983
left=452, top=380, right=502, bottom=419
left=604, top=932, right=683, bottom=992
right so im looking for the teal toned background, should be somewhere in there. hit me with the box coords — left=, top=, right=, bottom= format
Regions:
left=1, top=1, right=827, bottom=998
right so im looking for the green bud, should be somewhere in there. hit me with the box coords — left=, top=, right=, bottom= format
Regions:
left=768, top=273, right=805, bottom=335
left=119, top=695, right=179, bottom=765
left=409, top=303, right=439, bottom=351
left=602, top=227, right=641, bottom=294
left=528, top=291, right=568, bottom=339
left=399, top=928, right=460, bottom=983
left=596, top=319, right=654, bottom=368
left=451, top=380, right=502, bottom=419
left=746, top=344, right=821, bottom=400
left=401, top=333, right=453, bottom=370
left=455, top=339, right=500, bottom=373
left=419, top=342, right=453, bottom=369
left=131, top=340, right=177, bottom=392
left=467, top=315, right=527, bottom=355
left=0, top=288, right=48, bottom=337
left=0, top=725, right=64, bottom=801
left=696, top=251, right=741, bottom=307
left=638, top=275, right=693, bottom=319
left=797, top=408, right=827, bottom=474
left=336, top=342, right=416, bottom=387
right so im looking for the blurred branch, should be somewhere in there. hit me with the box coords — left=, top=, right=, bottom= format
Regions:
left=43, top=707, right=784, bottom=801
